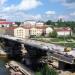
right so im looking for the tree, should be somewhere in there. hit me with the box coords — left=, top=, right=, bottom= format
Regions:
left=15, top=22, right=21, bottom=26
left=35, top=72, right=42, bottom=75
left=45, top=20, right=52, bottom=25
left=35, top=64, right=58, bottom=75
left=41, top=64, right=58, bottom=75
left=49, top=31, right=57, bottom=38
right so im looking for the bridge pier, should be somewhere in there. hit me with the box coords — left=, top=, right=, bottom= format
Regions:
left=59, top=61, right=66, bottom=70
left=0, top=38, right=23, bottom=61
left=59, top=61, right=75, bottom=71
left=23, top=44, right=47, bottom=70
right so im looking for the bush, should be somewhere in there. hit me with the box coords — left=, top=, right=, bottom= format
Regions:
left=35, top=72, right=42, bottom=75
left=49, top=31, right=57, bottom=38
left=41, top=64, right=58, bottom=75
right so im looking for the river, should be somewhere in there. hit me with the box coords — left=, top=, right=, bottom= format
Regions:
left=0, top=58, right=10, bottom=75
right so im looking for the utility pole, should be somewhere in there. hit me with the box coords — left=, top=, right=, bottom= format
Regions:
left=64, top=31, right=66, bottom=46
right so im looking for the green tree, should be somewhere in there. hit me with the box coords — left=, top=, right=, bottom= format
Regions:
left=15, top=22, right=21, bottom=26
left=41, top=64, right=58, bottom=75
left=45, top=20, right=53, bottom=25
left=35, top=72, right=42, bottom=75
left=49, top=31, right=57, bottom=38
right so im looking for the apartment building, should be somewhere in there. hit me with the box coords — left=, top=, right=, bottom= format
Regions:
left=45, top=27, right=53, bottom=36
left=14, top=27, right=30, bottom=39
left=55, top=27, right=72, bottom=37
left=30, top=27, right=43, bottom=36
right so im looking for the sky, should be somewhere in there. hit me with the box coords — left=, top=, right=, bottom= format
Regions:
left=0, top=0, right=75, bottom=22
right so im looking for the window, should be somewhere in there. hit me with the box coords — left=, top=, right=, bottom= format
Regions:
left=17, top=29, right=23, bottom=37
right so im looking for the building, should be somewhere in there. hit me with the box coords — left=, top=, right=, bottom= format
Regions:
left=55, top=27, right=72, bottom=37
left=0, top=26, right=17, bottom=36
left=21, top=20, right=44, bottom=27
left=5, top=27, right=17, bottom=36
left=14, top=25, right=48, bottom=38
left=45, top=27, right=53, bottom=36
left=14, top=27, right=30, bottom=39
left=30, top=26, right=47, bottom=37
left=23, top=20, right=36, bottom=26
left=0, top=19, right=14, bottom=27
left=0, top=28, right=6, bottom=35
left=36, top=21, right=44, bottom=26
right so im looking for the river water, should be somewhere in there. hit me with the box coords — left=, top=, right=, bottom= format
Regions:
left=0, top=58, right=10, bottom=75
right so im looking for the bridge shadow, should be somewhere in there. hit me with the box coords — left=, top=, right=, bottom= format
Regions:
left=59, top=61, right=75, bottom=72
left=21, top=52, right=47, bottom=71
left=0, top=38, right=48, bottom=71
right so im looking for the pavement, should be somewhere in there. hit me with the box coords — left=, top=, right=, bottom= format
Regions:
left=59, top=71, right=75, bottom=75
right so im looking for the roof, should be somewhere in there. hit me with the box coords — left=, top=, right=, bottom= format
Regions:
left=6, top=26, right=18, bottom=30
left=0, top=19, right=6, bottom=21
left=35, top=26, right=48, bottom=29
left=0, top=22, right=13, bottom=24
left=55, top=27, right=71, bottom=32
left=15, top=25, right=48, bottom=29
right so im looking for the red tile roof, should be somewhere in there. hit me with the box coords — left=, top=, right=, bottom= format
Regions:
left=55, top=27, right=71, bottom=32
left=0, top=22, right=13, bottom=24
left=6, top=26, right=18, bottom=30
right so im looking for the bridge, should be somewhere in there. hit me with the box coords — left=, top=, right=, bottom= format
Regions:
left=5, top=60, right=34, bottom=75
left=0, top=35, right=75, bottom=70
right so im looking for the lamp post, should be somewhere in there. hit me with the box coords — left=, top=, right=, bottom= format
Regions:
left=64, top=31, right=65, bottom=46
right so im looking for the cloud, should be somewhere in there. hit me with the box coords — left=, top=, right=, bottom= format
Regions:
left=45, top=11, right=56, bottom=15
left=18, top=0, right=42, bottom=10
left=50, top=0, right=75, bottom=3
left=32, top=14, right=42, bottom=20
left=59, top=0, right=75, bottom=9
left=70, top=12, right=75, bottom=16
left=0, top=0, right=43, bottom=21
left=2, top=0, right=42, bottom=12
left=64, top=0, right=75, bottom=3
left=60, top=0, right=75, bottom=9
left=57, top=15, right=69, bottom=20
left=0, top=11, right=42, bottom=22
left=49, top=0, right=75, bottom=9
left=0, top=0, right=7, bottom=5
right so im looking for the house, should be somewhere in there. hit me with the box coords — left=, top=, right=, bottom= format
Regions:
left=55, top=27, right=72, bottom=37
left=45, top=27, right=53, bottom=36
left=35, top=21, right=44, bottom=26
left=0, top=26, right=17, bottom=36
left=30, top=26, right=47, bottom=37
left=22, top=20, right=44, bottom=27
left=23, top=20, right=36, bottom=26
left=0, top=18, right=13, bottom=27
left=14, top=27, right=30, bottom=39
left=14, top=25, right=48, bottom=38
left=5, top=27, right=17, bottom=36
left=0, top=28, right=6, bottom=35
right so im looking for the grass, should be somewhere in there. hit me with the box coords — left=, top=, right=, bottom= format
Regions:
left=54, top=43, right=75, bottom=48
left=33, top=37, right=75, bottom=48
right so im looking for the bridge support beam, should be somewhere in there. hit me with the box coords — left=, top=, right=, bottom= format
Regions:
left=0, top=38, right=23, bottom=61
left=23, top=44, right=47, bottom=70
left=59, top=61, right=75, bottom=71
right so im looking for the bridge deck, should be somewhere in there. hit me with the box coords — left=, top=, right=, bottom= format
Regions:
left=0, top=35, right=75, bottom=64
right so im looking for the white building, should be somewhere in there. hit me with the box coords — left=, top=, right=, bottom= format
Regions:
left=14, top=27, right=30, bottom=38
left=0, top=19, right=13, bottom=27
left=55, top=27, right=72, bottom=37
left=46, top=27, right=53, bottom=35
left=30, top=26, right=45, bottom=36
left=36, top=22, right=44, bottom=26
left=23, top=20, right=36, bottom=26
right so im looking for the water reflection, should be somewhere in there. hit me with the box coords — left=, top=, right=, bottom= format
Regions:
left=0, top=59, right=10, bottom=75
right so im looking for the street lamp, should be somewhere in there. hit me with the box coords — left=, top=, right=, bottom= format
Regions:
left=64, top=31, right=66, bottom=46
